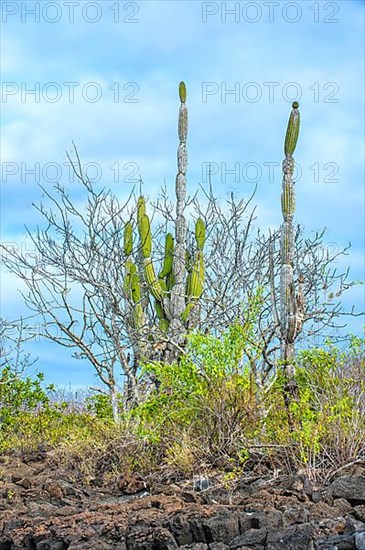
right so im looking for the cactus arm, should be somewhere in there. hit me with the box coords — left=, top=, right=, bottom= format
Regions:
left=154, top=299, right=169, bottom=332
left=143, top=258, right=164, bottom=301
left=195, top=218, right=206, bottom=250
left=159, top=232, right=174, bottom=279
left=284, top=101, right=300, bottom=158
left=137, top=196, right=146, bottom=225
left=179, top=81, right=187, bottom=103
left=124, top=222, right=133, bottom=256
left=182, top=249, right=205, bottom=322
left=139, top=214, right=153, bottom=259
left=136, top=200, right=164, bottom=302
left=123, top=224, right=146, bottom=335
left=136, top=197, right=170, bottom=333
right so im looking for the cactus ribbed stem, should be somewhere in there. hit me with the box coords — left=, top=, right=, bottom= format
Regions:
left=139, top=214, right=152, bottom=259
left=143, top=258, right=164, bottom=301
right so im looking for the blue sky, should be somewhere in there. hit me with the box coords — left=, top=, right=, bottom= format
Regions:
left=1, top=0, right=364, bottom=388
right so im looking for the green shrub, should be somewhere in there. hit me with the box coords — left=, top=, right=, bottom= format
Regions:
left=132, top=317, right=264, bottom=468
left=0, top=366, right=110, bottom=452
left=293, top=337, right=365, bottom=470
left=0, top=367, right=54, bottom=430
left=264, top=335, right=365, bottom=475
left=1, top=327, right=364, bottom=482
left=86, top=393, right=115, bottom=421
left=131, top=327, right=365, bottom=477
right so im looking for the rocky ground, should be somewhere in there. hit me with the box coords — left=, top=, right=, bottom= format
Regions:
left=0, top=450, right=364, bottom=549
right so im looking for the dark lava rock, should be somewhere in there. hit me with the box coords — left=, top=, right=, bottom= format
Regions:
left=1, top=452, right=365, bottom=549
left=229, top=527, right=267, bottom=548
left=266, top=523, right=313, bottom=549
left=355, top=531, right=365, bottom=550
left=316, top=532, right=356, bottom=549
left=326, top=476, right=365, bottom=505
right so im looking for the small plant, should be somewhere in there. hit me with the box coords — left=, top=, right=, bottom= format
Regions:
left=85, top=393, right=116, bottom=421
left=0, top=367, right=54, bottom=433
left=6, top=489, right=15, bottom=501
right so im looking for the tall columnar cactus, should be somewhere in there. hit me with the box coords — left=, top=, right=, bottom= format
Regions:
left=125, top=83, right=206, bottom=362
left=169, top=81, right=189, bottom=343
left=280, top=101, right=305, bottom=396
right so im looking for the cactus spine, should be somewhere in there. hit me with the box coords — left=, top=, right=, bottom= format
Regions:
left=280, top=102, right=305, bottom=401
